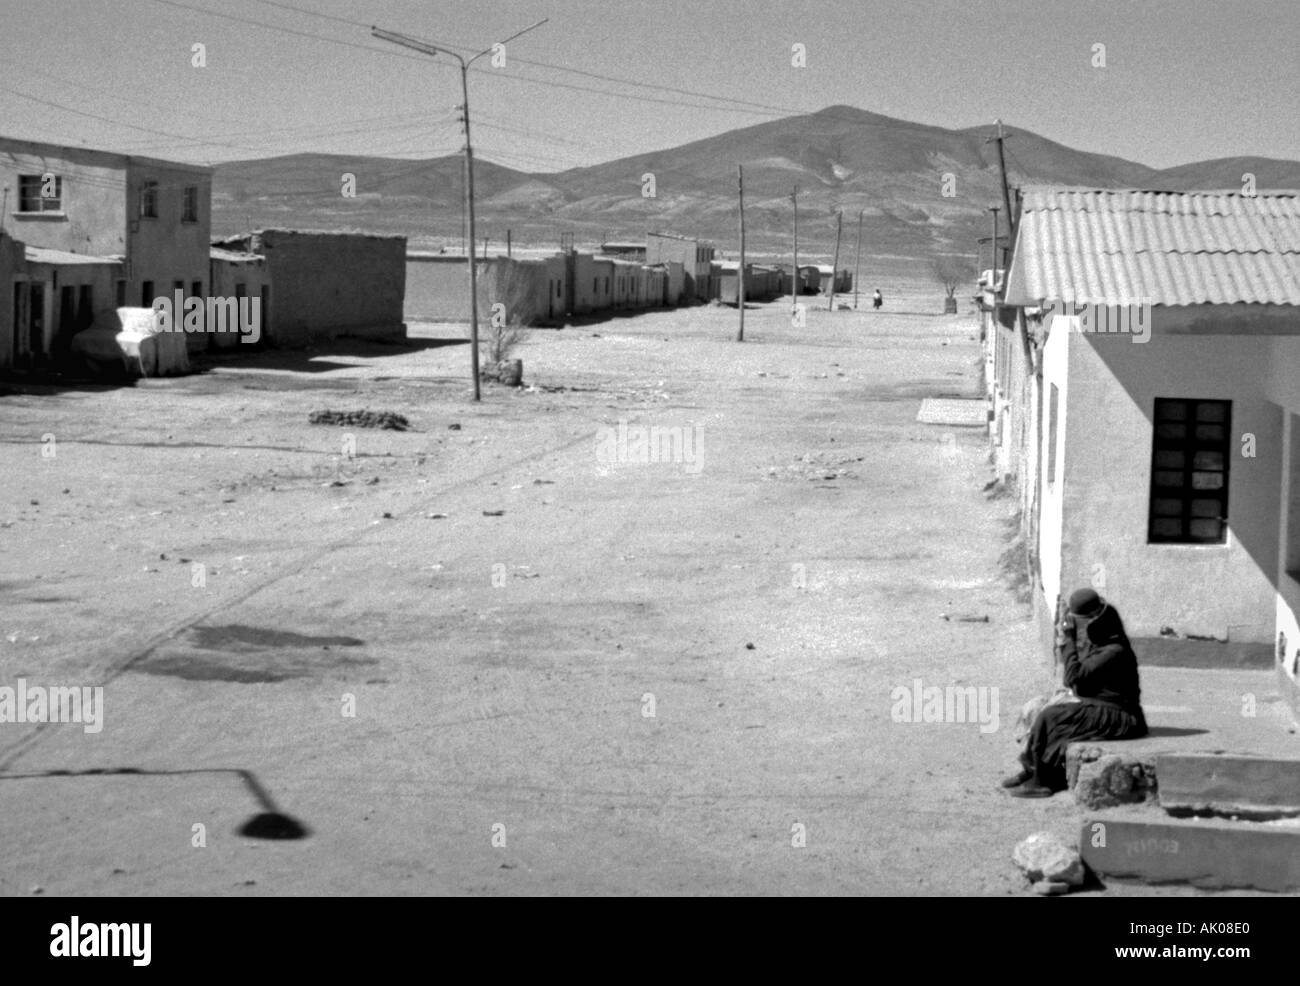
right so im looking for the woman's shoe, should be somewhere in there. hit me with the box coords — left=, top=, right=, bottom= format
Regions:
left=1008, top=781, right=1056, bottom=798
left=1000, top=768, right=1033, bottom=788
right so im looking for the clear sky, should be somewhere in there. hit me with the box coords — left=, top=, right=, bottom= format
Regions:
left=0, top=0, right=1294, bottom=172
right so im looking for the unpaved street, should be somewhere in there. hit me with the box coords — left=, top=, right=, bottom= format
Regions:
left=2, top=298, right=1106, bottom=895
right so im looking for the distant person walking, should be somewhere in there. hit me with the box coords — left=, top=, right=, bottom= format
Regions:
left=872, top=288, right=883, bottom=310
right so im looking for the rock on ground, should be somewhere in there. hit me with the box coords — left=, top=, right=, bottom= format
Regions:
left=1013, top=831, right=1085, bottom=888
left=1067, top=745, right=1158, bottom=809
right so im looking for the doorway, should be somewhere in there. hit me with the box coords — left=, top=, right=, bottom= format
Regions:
left=27, top=282, right=45, bottom=363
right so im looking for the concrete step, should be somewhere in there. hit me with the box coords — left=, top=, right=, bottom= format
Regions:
left=1157, top=753, right=1300, bottom=817
left=1078, top=813, right=1300, bottom=892
left=1066, top=744, right=1300, bottom=814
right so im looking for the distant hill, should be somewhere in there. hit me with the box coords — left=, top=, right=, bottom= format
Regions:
left=211, top=106, right=1300, bottom=261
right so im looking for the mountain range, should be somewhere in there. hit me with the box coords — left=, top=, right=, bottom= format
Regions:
left=211, top=105, right=1300, bottom=262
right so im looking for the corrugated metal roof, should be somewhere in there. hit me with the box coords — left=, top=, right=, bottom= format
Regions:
left=1003, top=187, right=1300, bottom=307
left=24, top=246, right=121, bottom=266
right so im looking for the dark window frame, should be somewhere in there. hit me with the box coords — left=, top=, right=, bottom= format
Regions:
left=18, top=174, right=62, bottom=213
left=140, top=180, right=159, bottom=219
left=181, top=185, right=199, bottom=223
left=1148, top=397, right=1231, bottom=544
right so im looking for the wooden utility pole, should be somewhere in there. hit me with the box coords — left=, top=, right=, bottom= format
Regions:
left=828, top=210, right=843, bottom=310
left=989, top=206, right=1000, bottom=277
left=737, top=164, right=746, bottom=342
left=853, top=208, right=864, bottom=308
left=790, top=184, right=799, bottom=312
left=988, top=120, right=1015, bottom=246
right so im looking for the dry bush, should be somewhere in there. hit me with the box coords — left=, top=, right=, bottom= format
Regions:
left=933, top=253, right=975, bottom=299
left=479, top=260, right=535, bottom=364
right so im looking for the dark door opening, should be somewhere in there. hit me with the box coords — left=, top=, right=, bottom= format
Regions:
left=28, top=283, right=45, bottom=363
left=56, top=285, right=77, bottom=359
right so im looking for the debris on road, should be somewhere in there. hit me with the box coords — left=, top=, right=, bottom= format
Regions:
left=308, top=409, right=410, bottom=430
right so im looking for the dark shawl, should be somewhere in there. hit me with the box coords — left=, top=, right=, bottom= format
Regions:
left=1062, top=605, right=1146, bottom=723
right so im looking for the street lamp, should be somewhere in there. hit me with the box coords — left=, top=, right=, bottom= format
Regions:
left=372, top=20, right=547, bottom=401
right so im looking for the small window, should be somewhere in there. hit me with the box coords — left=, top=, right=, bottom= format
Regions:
left=140, top=180, right=159, bottom=219
left=182, top=186, right=199, bottom=223
left=1149, top=398, right=1231, bottom=544
left=141, top=280, right=155, bottom=307
left=191, top=280, right=202, bottom=299
left=18, top=174, right=61, bottom=213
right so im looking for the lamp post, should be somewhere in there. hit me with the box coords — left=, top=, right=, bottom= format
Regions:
left=372, top=20, right=547, bottom=401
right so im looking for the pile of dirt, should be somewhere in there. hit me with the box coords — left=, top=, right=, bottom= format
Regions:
left=308, top=409, right=410, bottom=430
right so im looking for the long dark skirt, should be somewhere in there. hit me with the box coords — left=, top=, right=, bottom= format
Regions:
left=1019, top=700, right=1146, bottom=790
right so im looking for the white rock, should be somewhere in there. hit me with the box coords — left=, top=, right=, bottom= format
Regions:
left=1013, top=831, right=1084, bottom=887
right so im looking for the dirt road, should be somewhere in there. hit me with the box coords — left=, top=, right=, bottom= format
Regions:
left=0, top=298, right=1154, bottom=895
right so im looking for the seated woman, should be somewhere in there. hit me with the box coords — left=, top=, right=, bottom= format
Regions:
left=1003, top=587, right=1148, bottom=798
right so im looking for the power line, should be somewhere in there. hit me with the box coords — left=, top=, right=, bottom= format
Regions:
left=0, top=82, right=269, bottom=157
left=251, top=0, right=810, bottom=119
left=153, top=0, right=804, bottom=118
left=142, top=0, right=431, bottom=63
left=0, top=55, right=253, bottom=130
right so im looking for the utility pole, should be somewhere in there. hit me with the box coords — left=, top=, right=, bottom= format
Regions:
left=853, top=208, right=864, bottom=308
left=828, top=210, right=842, bottom=311
left=507, top=228, right=512, bottom=258
left=737, top=164, right=746, bottom=342
left=372, top=19, right=548, bottom=402
left=988, top=119, right=1015, bottom=247
left=988, top=206, right=1000, bottom=278
left=790, top=184, right=799, bottom=313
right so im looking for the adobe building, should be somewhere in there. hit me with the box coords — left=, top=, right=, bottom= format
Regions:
left=0, top=135, right=212, bottom=366
left=213, top=229, right=406, bottom=347
left=999, top=186, right=1300, bottom=717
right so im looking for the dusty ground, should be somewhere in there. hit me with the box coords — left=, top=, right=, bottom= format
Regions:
left=0, top=293, right=1273, bottom=895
